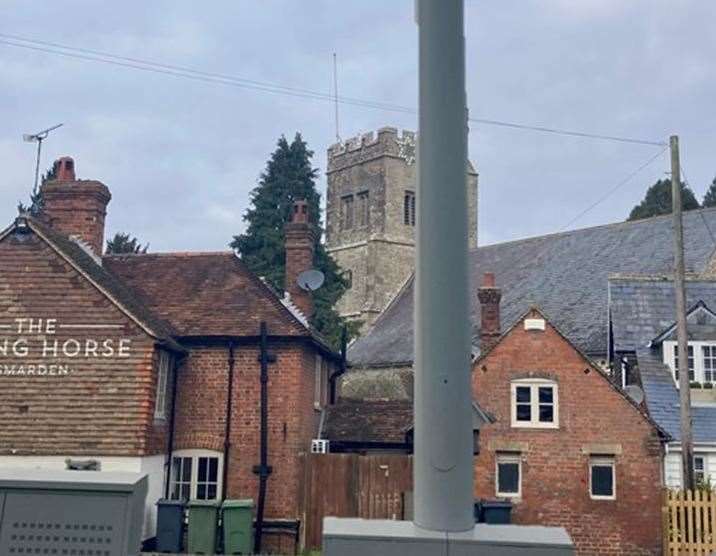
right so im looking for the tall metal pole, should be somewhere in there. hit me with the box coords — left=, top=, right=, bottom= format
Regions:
left=333, top=52, right=340, bottom=143
left=414, top=0, right=473, bottom=532
left=32, top=138, right=43, bottom=197
left=671, top=135, right=695, bottom=491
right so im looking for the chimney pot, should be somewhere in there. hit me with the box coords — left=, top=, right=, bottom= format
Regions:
left=39, top=157, right=111, bottom=256
left=291, top=199, right=309, bottom=224
left=477, top=272, right=502, bottom=353
left=55, top=156, right=76, bottom=181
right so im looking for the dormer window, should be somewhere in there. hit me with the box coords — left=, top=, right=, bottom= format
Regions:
left=663, top=341, right=716, bottom=386
left=673, top=344, right=695, bottom=382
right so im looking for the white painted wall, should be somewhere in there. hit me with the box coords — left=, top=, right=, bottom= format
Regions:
left=0, top=454, right=166, bottom=539
left=664, top=444, right=716, bottom=488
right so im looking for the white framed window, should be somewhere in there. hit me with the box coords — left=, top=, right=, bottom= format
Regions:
left=496, top=454, right=521, bottom=498
left=154, top=350, right=172, bottom=419
left=694, top=454, right=707, bottom=484
left=589, top=457, right=616, bottom=500
left=510, top=379, right=559, bottom=428
left=703, top=346, right=716, bottom=384
left=663, top=341, right=716, bottom=386
left=169, top=450, right=223, bottom=501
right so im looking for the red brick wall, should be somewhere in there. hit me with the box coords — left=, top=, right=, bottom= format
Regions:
left=40, top=179, right=111, bottom=255
left=173, top=340, right=321, bottom=517
left=0, top=231, right=165, bottom=456
left=473, top=311, right=663, bottom=555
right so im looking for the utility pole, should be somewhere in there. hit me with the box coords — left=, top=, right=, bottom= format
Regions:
left=413, top=0, right=473, bottom=532
left=671, top=134, right=695, bottom=491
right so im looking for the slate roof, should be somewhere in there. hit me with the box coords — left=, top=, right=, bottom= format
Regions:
left=635, top=348, right=716, bottom=443
left=609, top=277, right=716, bottom=444
left=609, top=277, right=716, bottom=352
left=349, top=207, right=716, bottom=368
left=103, top=252, right=311, bottom=338
left=321, top=399, right=492, bottom=444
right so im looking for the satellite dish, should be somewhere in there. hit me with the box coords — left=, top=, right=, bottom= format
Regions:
left=625, top=385, right=644, bottom=405
left=297, top=269, right=325, bottom=292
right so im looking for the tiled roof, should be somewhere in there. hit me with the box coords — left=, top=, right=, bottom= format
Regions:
left=321, top=400, right=414, bottom=444
left=321, top=400, right=493, bottom=444
left=103, top=252, right=310, bottom=338
left=20, top=217, right=181, bottom=350
left=609, top=277, right=716, bottom=444
left=349, top=208, right=716, bottom=368
left=4, top=216, right=323, bottom=346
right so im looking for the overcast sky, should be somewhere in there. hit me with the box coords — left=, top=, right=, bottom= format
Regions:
left=1, top=1, right=714, bottom=251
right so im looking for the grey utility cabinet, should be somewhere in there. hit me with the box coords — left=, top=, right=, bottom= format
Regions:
left=0, top=468, right=148, bottom=556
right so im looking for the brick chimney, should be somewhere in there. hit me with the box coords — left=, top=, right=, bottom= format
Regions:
left=284, top=200, right=316, bottom=318
left=40, top=157, right=111, bottom=255
left=477, top=272, right=502, bottom=352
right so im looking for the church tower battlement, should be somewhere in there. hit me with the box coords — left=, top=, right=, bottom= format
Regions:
left=326, top=127, right=478, bottom=331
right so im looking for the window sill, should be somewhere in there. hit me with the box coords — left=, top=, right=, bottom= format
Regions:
left=510, top=422, right=559, bottom=430
left=589, top=495, right=616, bottom=501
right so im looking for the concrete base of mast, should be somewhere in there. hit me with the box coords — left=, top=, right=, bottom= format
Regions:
left=322, top=517, right=574, bottom=556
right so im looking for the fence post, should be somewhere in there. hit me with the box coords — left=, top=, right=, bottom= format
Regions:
left=662, top=488, right=670, bottom=556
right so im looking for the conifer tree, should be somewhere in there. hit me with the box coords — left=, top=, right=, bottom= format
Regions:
left=703, top=177, right=716, bottom=208
left=627, top=178, right=700, bottom=221
left=106, top=233, right=149, bottom=254
left=231, top=133, right=358, bottom=348
left=17, top=165, right=56, bottom=215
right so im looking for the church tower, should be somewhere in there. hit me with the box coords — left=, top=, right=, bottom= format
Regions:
left=326, top=127, right=478, bottom=331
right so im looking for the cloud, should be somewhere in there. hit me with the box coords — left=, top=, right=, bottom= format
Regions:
left=1, top=0, right=714, bottom=252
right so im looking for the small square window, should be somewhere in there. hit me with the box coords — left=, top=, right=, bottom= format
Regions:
left=589, top=457, right=615, bottom=499
left=511, top=380, right=558, bottom=428
left=496, top=454, right=521, bottom=498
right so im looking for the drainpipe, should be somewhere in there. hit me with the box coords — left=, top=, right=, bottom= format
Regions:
left=221, top=342, right=236, bottom=501
left=413, top=0, right=474, bottom=532
left=253, top=321, right=274, bottom=554
left=329, top=326, right=348, bottom=405
left=164, top=353, right=186, bottom=499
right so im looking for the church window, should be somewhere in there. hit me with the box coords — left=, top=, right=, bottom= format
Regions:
left=404, top=191, right=415, bottom=226
left=341, top=195, right=354, bottom=230
left=357, top=191, right=370, bottom=227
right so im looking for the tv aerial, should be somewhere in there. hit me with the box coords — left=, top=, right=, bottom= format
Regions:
left=23, top=123, right=63, bottom=197
left=297, top=269, right=325, bottom=292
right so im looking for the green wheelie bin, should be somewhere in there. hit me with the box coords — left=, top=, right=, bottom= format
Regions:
left=187, top=499, right=219, bottom=554
left=222, top=499, right=254, bottom=554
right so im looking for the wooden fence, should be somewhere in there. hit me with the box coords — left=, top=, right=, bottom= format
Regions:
left=663, top=489, right=716, bottom=555
left=298, top=453, right=412, bottom=550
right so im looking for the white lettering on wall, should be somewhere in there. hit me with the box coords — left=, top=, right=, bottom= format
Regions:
left=0, top=317, right=134, bottom=377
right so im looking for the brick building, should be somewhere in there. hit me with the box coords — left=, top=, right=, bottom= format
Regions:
left=325, top=127, right=478, bottom=330
left=0, top=157, right=338, bottom=544
left=325, top=273, right=667, bottom=553
left=472, top=276, right=667, bottom=555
